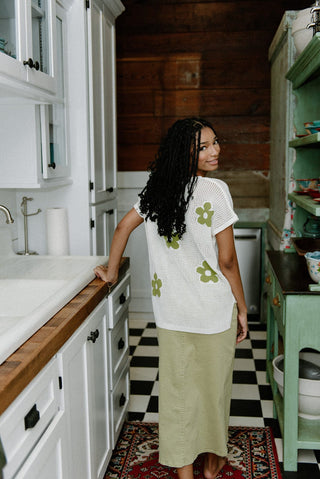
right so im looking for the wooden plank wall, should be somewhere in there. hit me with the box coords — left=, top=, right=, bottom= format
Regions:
left=115, top=0, right=311, bottom=208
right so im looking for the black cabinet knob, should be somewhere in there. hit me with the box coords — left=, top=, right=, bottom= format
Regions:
left=48, top=162, right=56, bottom=169
left=23, top=58, right=34, bottom=68
left=87, top=329, right=99, bottom=343
left=119, top=293, right=126, bottom=305
left=119, top=393, right=126, bottom=407
left=23, top=58, right=40, bottom=70
left=118, top=338, right=125, bottom=350
left=24, top=404, right=40, bottom=430
left=106, top=187, right=114, bottom=193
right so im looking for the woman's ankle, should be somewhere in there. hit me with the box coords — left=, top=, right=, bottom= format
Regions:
left=203, top=453, right=227, bottom=479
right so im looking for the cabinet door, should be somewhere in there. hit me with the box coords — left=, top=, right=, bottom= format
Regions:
left=0, top=0, right=56, bottom=93
left=0, top=0, right=27, bottom=83
left=87, top=0, right=117, bottom=204
left=90, top=199, right=117, bottom=256
left=59, top=300, right=111, bottom=479
left=24, top=0, right=56, bottom=92
left=59, top=317, right=91, bottom=479
left=13, top=412, right=68, bottom=479
left=86, top=301, right=112, bottom=479
left=41, top=3, right=69, bottom=180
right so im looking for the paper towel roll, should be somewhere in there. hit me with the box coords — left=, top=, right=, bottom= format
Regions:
left=46, top=208, right=70, bottom=255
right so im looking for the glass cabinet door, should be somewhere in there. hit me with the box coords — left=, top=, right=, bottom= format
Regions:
left=0, top=1, right=18, bottom=60
left=0, top=0, right=56, bottom=93
left=25, top=0, right=56, bottom=91
left=41, top=4, right=69, bottom=180
left=30, top=0, right=50, bottom=75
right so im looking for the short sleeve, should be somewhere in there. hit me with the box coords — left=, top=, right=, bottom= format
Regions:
left=133, top=199, right=145, bottom=218
left=211, top=180, right=238, bottom=235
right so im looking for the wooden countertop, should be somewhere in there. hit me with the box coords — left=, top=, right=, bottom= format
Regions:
left=0, top=258, right=130, bottom=415
left=267, top=251, right=320, bottom=295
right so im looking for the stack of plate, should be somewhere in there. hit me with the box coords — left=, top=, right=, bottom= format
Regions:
left=0, top=38, right=6, bottom=53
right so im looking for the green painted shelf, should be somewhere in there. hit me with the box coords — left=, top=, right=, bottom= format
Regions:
left=289, top=133, right=320, bottom=148
left=288, top=193, right=320, bottom=216
left=286, top=33, right=320, bottom=88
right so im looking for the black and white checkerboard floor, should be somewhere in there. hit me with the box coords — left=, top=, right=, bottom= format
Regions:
left=128, top=316, right=320, bottom=479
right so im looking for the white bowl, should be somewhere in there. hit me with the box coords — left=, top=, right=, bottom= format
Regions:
left=305, top=251, right=320, bottom=283
left=292, top=8, right=313, bottom=55
left=273, top=352, right=320, bottom=419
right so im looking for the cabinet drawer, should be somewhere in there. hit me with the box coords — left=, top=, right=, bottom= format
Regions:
left=111, top=363, right=130, bottom=447
left=108, top=273, right=131, bottom=329
left=13, top=411, right=67, bottom=479
left=0, top=358, right=60, bottom=479
left=108, top=311, right=129, bottom=389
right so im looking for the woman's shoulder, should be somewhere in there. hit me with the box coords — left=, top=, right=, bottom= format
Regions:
left=197, top=176, right=230, bottom=194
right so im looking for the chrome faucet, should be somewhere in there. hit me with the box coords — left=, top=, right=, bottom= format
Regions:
left=0, top=205, right=14, bottom=224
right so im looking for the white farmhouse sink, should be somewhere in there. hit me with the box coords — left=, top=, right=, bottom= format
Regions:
left=0, top=228, right=108, bottom=364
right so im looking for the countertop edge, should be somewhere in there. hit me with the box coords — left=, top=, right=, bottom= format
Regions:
left=0, top=257, right=130, bottom=415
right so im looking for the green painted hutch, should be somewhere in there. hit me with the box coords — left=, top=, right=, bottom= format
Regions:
left=266, top=27, right=320, bottom=472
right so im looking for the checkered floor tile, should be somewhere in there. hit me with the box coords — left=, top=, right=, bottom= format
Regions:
left=128, top=317, right=320, bottom=479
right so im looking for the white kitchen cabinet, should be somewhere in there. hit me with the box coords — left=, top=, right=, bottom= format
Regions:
left=0, top=269, right=130, bottom=478
left=0, top=357, right=68, bottom=479
left=0, top=1, right=70, bottom=188
left=0, top=0, right=57, bottom=95
left=87, top=0, right=119, bottom=204
left=90, top=198, right=118, bottom=256
left=107, top=273, right=130, bottom=446
left=59, top=299, right=112, bottom=479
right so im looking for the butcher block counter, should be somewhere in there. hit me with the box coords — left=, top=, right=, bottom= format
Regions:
left=0, top=257, right=129, bottom=416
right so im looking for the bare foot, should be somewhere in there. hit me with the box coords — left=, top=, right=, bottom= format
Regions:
left=203, top=453, right=227, bottom=479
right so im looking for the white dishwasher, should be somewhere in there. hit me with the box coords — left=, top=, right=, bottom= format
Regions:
left=234, top=228, right=261, bottom=315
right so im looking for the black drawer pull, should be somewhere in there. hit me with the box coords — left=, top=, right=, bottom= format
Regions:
left=106, top=187, right=114, bottom=193
left=118, top=338, right=125, bottom=350
left=119, top=393, right=126, bottom=407
left=119, top=293, right=126, bottom=305
left=24, top=404, right=40, bottom=430
left=87, top=329, right=99, bottom=343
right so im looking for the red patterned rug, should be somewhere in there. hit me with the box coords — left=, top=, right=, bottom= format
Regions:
left=104, top=422, right=282, bottom=478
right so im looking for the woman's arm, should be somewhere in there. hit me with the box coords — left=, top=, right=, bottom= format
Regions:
left=216, top=225, right=248, bottom=343
left=94, top=207, right=144, bottom=285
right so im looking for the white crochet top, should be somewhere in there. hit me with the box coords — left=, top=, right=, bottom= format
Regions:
left=134, top=176, right=239, bottom=334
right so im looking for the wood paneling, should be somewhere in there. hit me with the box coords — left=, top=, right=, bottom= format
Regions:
left=118, top=142, right=269, bottom=171
left=116, top=0, right=311, bottom=207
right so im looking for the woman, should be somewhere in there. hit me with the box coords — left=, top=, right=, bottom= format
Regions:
left=94, top=118, right=247, bottom=479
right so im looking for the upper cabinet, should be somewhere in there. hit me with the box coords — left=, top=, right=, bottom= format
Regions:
left=87, top=0, right=121, bottom=204
left=0, top=1, right=70, bottom=188
left=287, top=33, right=320, bottom=232
left=0, top=0, right=57, bottom=97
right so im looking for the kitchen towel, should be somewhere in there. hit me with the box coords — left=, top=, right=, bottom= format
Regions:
left=46, top=207, right=70, bottom=255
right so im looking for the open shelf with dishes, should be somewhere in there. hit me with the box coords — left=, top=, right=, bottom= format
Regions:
left=288, top=192, right=320, bottom=216
left=289, top=132, right=320, bottom=148
left=286, top=33, right=320, bottom=237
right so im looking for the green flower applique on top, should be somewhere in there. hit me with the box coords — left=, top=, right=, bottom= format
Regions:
left=164, top=234, right=180, bottom=249
left=196, top=202, right=214, bottom=227
left=152, top=273, right=162, bottom=297
left=196, top=261, right=219, bottom=283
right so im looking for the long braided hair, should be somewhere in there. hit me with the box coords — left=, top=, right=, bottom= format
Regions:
left=139, top=117, right=216, bottom=241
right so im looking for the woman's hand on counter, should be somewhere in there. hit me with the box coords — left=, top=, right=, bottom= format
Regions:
left=94, top=265, right=118, bottom=287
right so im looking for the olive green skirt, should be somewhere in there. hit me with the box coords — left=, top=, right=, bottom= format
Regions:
left=157, top=305, right=237, bottom=468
